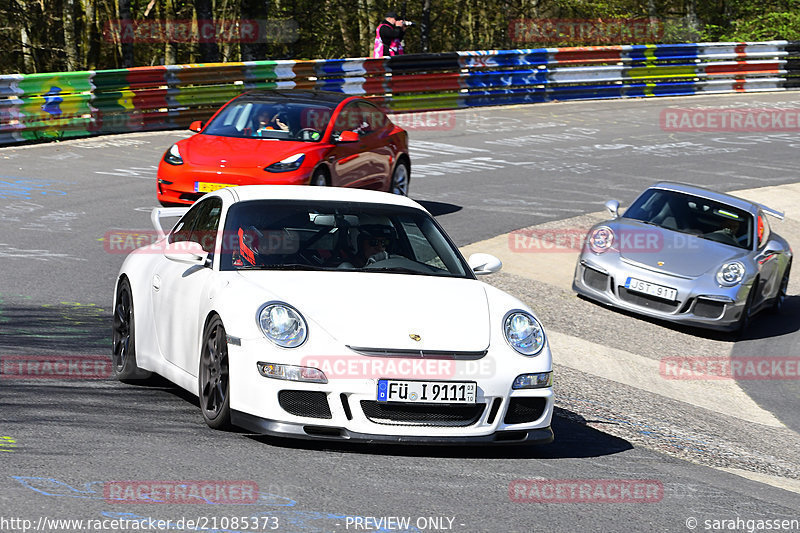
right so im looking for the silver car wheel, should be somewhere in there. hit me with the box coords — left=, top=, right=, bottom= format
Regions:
left=391, top=161, right=409, bottom=196
left=310, top=170, right=328, bottom=187
left=771, top=261, right=791, bottom=313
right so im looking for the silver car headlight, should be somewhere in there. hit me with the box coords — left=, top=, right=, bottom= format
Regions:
left=716, top=261, right=746, bottom=287
left=257, top=302, right=307, bottom=348
left=588, top=226, right=614, bottom=254
left=503, top=311, right=546, bottom=356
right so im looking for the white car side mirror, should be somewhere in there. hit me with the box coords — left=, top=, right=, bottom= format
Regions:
left=605, top=199, right=620, bottom=219
left=164, top=241, right=209, bottom=266
left=468, top=253, right=502, bottom=275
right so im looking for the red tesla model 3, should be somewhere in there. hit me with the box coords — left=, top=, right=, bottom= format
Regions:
left=157, top=90, right=410, bottom=206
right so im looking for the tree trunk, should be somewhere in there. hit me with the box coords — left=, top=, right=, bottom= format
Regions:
left=685, top=0, right=699, bottom=30
left=63, top=0, right=79, bottom=70
left=335, top=0, right=357, bottom=57
left=118, top=0, right=134, bottom=67
left=163, top=0, right=177, bottom=64
left=81, top=0, right=99, bottom=69
left=195, top=0, right=220, bottom=62
left=420, top=0, right=430, bottom=52
left=240, top=0, right=268, bottom=61
left=21, top=24, right=36, bottom=72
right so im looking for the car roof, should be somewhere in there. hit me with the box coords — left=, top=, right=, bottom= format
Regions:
left=237, top=90, right=354, bottom=106
left=223, top=185, right=426, bottom=211
left=649, top=181, right=781, bottom=217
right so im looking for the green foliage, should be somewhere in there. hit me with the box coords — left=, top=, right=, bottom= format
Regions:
left=713, top=11, right=800, bottom=41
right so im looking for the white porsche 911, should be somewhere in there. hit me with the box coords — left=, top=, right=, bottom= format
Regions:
left=112, top=186, right=554, bottom=444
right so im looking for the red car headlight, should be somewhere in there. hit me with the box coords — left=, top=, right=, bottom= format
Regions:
left=163, top=144, right=184, bottom=165
left=265, top=153, right=305, bottom=173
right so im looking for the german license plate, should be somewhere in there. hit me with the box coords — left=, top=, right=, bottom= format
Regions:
left=625, top=277, right=678, bottom=301
left=377, top=380, right=476, bottom=404
left=195, top=182, right=236, bottom=193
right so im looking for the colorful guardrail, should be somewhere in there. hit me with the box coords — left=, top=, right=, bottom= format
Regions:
left=1, top=41, right=799, bottom=145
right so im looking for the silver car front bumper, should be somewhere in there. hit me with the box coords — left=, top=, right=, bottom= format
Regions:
left=572, top=258, right=751, bottom=331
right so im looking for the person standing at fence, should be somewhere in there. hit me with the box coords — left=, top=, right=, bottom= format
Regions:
left=373, top=11, right=407, bottom=57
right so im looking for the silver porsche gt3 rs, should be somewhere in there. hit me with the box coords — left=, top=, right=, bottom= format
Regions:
left=573, top=182, right=792, bottom=334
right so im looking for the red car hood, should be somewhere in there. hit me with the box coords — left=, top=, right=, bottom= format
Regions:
left=183, top=134, right=316, bottom=168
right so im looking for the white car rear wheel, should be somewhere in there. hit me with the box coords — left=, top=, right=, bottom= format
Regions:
left=111, top=278, right=151, bottom=382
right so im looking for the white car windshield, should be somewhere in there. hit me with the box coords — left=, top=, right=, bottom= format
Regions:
left=219, top=200, right=471, bottom=277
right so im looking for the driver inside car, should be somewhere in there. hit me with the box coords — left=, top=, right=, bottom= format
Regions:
left=255, top=109, right=290, bottom=135
left=338, top=224, right=396, bottom=269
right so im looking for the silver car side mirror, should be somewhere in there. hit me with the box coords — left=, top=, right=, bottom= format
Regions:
left=605, top=199, right=620, bottom=219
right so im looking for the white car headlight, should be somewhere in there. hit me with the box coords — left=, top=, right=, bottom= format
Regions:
left=503, top=311, right=545, bottom=356
left=588, top=226, right=614, bottom=254
left=513, top=372, right=552, bottom=389
left=716, top=261, right=746, bottom=287
left=257, top=303, right=307, bottom=348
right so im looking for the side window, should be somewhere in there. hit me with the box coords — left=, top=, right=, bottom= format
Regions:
left=356, top=101, right=387, bottom=134
left=169, top=202, right=205, bottom=244
left=333, top=102, right=362, bottom=136
left=191, top=198, right=223, bottom=254
left=401, top=219, right=449, bottom=271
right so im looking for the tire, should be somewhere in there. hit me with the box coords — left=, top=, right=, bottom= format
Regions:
left=111, top=278, right=152, bottom=381
left=735, top=283, right=757, bottom=339
left=310, top=168, right=328, bottom=187
left=390, top=160, right=410, bottom=196
left=771, top=260, right=791, bottom=313
left=199, top=316, right=231, bottom=429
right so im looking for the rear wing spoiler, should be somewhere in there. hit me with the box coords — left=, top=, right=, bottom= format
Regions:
left=758, top=204, right=785, bottom=221
left=151, top=207, right=190, bottom=239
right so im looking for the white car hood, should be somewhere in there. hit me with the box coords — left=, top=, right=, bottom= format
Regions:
left=237, top=271, right=490, bottom=352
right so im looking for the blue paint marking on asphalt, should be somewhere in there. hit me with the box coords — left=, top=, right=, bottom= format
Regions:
left=11, top=477, right=422, bottom=533
left=0, top=178, right=68, bottom=200
left=560, top=397, right=710, bottom=452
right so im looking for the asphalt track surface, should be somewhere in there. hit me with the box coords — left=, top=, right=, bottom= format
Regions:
left=0, top=92, right=799, bottom=533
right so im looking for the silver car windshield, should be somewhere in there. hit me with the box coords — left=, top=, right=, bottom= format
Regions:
left=219, top=200, right=471, bottom=277
left=622, top=189, right=753, bottom=250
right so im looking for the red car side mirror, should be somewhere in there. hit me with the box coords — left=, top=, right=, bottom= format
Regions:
left=189, top=120, right=204, bottom=132
left=338, top=130, right=359, bottom=143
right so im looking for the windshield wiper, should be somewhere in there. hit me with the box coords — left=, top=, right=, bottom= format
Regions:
left=238, top=263, right=328, bottom=271
left=364, top=266, right=440, bottom=276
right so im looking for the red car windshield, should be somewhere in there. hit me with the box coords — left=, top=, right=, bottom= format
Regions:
left=203, top=100, right=336, bottom=142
